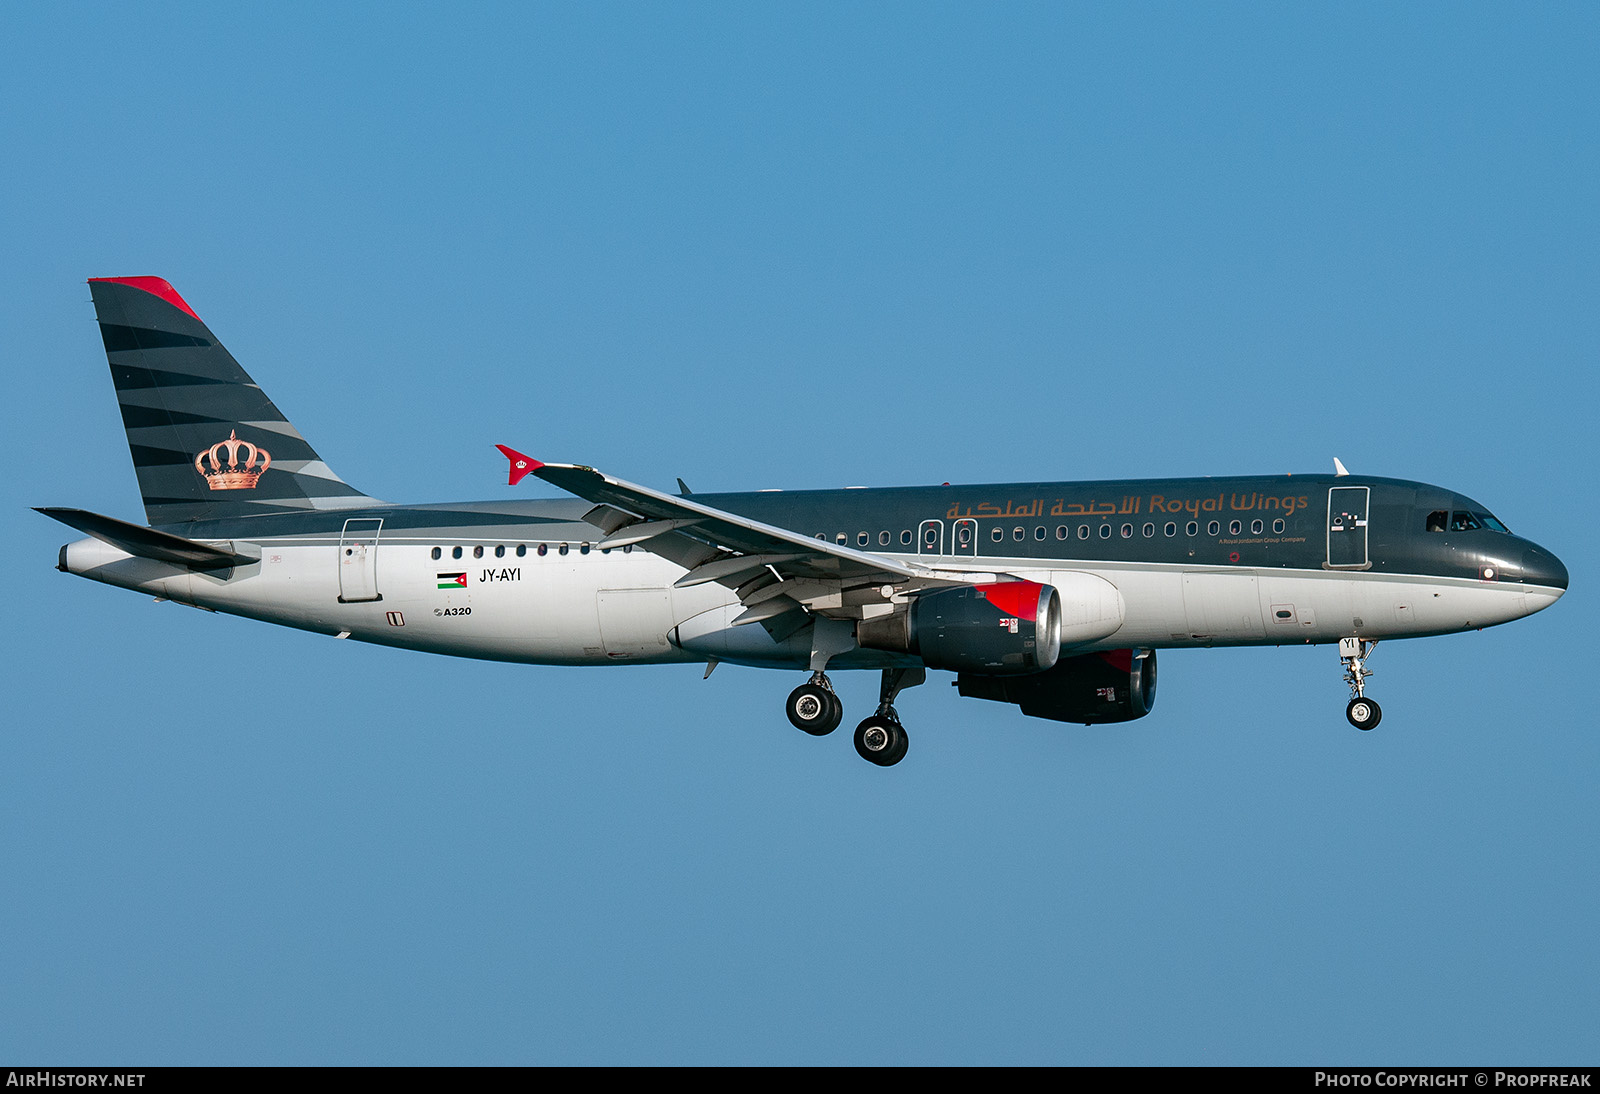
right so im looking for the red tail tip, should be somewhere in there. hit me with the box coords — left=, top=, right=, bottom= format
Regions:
left=87, top=276, right=201, bottom=321
left=495, top=444, right=543, bottom=486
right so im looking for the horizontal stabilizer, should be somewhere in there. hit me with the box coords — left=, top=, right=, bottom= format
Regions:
left=35, top=507, right=258, bottom=570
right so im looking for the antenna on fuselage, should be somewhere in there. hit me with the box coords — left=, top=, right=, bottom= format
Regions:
left=1333, top=457, right=1350, bottom=477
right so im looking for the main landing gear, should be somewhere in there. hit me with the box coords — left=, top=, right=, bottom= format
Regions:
left=1339, top=636, right=1382, bottom=731
left=786, top=673, right=843, bottom=736
left=785, top=667, right=925, bottom=766
left=853, top=667, right=923, bottom=767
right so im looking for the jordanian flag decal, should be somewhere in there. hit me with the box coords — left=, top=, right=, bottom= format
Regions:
left=437, top=572, right=467, bottom=590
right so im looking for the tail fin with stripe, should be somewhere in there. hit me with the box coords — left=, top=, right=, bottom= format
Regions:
left=88, top=277, right=375, bottom=526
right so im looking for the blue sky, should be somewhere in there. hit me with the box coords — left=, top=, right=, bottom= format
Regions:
left=3, top=3, right=1595, bottom=1064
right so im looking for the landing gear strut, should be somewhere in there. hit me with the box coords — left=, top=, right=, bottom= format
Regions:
left=853, top=667, right=924, bottom=767
left=1339, top=637, right=1382, bottom=731
left=786, top=673, right=843, bottom=736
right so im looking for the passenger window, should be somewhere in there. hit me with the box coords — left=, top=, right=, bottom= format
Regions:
left=516, top=544, right=526, bottom=557
left=900, top=530, right=913, bottom=546
left=1034, top=526, right=1046, bottom=541
left=992, top=528, right=1004, bottom=543
left=431, top=547, right=441, bottom=560
left=956, top=524, right=972, bottom=547
left=1099, top=524, right=1111, bottom=539
left=1451, top=511, right=1482, bottom=532
left=1077, top=525, right=1089, bottom=540
left=1142, top=522, right=1154, bottom=538
left=623, top=544, right=633, bottom=553
left=879, top=531, right=890, bottom=546
left=1251, top=519, right=1263, bottom=534
left=1013, top=527, right=1025, bottom=541
left=473, top=545, right=484, bottom=559
left=1228, top=520, right=1241, bottom=536
left=452, top=546, right=463, bottom=560
left=1164, top=522, right=1176, bottom=537
left=558, top=543, right=569, bottom=555
left=537, top=543, right=548, bottom=556
left=1120, top=524, right=1132, bottom=538
left=1272, top=519, right=1284, bottom=534
left=1208, top=521, right=1220, bottom=536
left=495, top=545, right=506, bottom=558
left=1186, top=521, right=1198, bottom=536
left=1055, top=526, right=1068, bottom=540
left=1426, top=510, right=1448, bottom=533
left=836, top=533, right=847, bottom=545
left=857, top=532, right=869, bottom=547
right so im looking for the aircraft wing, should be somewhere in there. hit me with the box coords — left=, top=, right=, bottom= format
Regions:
left=501, top=448, right=982, bottom=629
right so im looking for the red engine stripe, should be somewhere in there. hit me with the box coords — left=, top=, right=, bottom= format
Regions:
left=979, top=581, right=1042, bottom=622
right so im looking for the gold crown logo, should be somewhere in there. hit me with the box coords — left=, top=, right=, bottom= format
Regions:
left=195, top=429, right=271, bottom=490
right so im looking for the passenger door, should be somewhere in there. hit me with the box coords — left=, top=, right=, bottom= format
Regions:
left=338, top=518, right=383, bottom=602
left=1326, top=487, right=1370, bottom=569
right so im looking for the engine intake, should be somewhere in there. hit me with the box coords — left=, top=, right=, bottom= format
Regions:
left=858, top=580, right=1062, bottom=675
left=956, top=648, right=1157, bottom=724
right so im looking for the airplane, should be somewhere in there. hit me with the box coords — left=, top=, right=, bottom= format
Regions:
left=39, top=276, right=1570, bottom=766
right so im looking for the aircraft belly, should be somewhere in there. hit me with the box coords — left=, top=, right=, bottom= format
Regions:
left=1181, top=571, right=1266, bottom=642
left=1049, top=565, right=1544, bottom=651
left=137, top=543, right=700, bottom=666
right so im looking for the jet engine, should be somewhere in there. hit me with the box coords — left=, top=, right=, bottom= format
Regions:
left=857, top=580, right=1062, bottom=675
left=956, top=648, right=1157, bottom=724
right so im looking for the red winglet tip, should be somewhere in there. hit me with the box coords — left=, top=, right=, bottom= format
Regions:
left=496, top=444, right=543, bottom=486
left=87, top=276, right=202, bottom=321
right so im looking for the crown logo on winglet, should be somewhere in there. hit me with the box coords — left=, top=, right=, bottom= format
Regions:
left=195, top=429, right=271, bottom=490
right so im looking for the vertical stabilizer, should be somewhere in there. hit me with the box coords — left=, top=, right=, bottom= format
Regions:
left=88, top=277, right=375, bottom=526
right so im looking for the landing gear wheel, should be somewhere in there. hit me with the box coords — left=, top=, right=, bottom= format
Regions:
left=854, top=716, right=908, bottom=766
left=1346, top=697, right=1382, bottom=731
left=787, top=683, right=842, bottom=736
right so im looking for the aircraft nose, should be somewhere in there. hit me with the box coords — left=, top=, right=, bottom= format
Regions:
left=1522, top=545, right=1569, bottom=593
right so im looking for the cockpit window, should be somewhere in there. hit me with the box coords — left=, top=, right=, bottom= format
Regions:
left=1450, top=511, right=1482, bottom=532
left=1426, top=510, right=1448, bottom=533
left=1477, top=512, right=1510, bottom=533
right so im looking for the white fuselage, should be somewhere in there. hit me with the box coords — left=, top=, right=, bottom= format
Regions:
left=61, top=526, right=1559, bottom=671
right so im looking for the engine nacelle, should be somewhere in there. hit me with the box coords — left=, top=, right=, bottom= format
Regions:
left=858, top=580, right=1062, bottom=675
left=956, top=648, right=1157, bottom=724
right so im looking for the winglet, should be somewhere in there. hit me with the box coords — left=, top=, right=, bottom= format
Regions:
left=496, top=445, right=543, bottom=486
left=1333, top=457, right=1350, bottom=477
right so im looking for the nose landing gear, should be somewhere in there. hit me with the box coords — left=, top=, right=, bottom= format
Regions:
left=1339, top=637, right=1382, bottom=730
